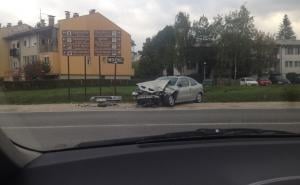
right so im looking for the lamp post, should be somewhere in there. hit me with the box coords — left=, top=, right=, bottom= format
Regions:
left=203, top=61, right=207, bottom=81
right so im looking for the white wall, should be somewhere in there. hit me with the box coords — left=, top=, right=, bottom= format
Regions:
left=279, top=46, right=300, bottom=77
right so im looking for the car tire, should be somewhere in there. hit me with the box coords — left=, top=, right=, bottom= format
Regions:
left=165, top=95, right=175, bottom=107
left=195, top=93, right=203, bottom=103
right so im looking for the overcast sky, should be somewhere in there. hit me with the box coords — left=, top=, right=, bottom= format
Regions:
left=1, top=0, right=300, bottom=50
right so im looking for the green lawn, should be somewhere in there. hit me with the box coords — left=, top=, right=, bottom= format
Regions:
left=204, top=85, right=300, bottom=102
left=0, top=85, right=299, bottom=104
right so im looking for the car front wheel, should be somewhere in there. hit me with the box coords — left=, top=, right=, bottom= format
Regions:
left=165, top=95, right=175, bottom=107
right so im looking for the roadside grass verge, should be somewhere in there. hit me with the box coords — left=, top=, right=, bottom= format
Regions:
left=0, top=85, right=299, bottom=104
left=204, top=85, right=300, bottom=102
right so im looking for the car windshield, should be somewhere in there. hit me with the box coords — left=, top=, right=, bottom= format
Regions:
left=0, top=0, right=299, bottom=152
left=157, top=77, right=178, bottom=86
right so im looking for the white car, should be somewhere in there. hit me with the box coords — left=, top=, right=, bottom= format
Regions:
left=240, top=77, right=258, bottom=86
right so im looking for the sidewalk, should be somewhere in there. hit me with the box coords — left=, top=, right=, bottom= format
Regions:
left=0, top=102, right=299, bottom=113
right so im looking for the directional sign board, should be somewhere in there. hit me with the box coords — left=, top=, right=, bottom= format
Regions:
left=62, top=30, right=90, bottom=56
left=94, top=30, right=121, bottom=56
left=107, top=57, right=124, bottom=64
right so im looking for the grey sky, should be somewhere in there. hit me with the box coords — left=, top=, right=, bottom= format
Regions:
left=1, top=0, right=299, bottom=50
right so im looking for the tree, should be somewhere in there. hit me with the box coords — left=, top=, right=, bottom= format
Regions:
left=136, top=26, right=176, bottom=78
left=253, top=31, right=277, bottom=75
left=24, top=61, right=51, bottom=80
left=277, top=14, right=296, bottom=40
left=174, top=12, right=191, bottom=72
left=215, top=5, right=256, bottom=79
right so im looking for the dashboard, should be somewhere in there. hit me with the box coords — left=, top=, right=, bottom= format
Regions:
left=11, top=138, right=300, bottom=185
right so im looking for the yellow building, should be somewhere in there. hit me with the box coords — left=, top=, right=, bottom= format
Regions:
left=3, top=10, right=133, bottom=80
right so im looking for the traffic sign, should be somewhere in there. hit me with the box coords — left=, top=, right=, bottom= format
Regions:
left=94, top=30, right=122, bottom=56
left=62, top=30, right=90, bottom=56
left=107, top=57, right=124, bottom=64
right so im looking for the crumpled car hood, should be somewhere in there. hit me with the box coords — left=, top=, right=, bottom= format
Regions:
left=137, top=79, right=170, bottom=93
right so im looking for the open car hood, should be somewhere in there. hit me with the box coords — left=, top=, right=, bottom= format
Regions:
left=137, top=79, right=170, bottom=93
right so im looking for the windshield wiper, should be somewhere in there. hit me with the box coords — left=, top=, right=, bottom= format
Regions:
left=76, top=128, right=298, bottom=149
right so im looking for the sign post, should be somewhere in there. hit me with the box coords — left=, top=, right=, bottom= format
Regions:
left=98, top=56, right=102, bottom=96
left=84, top=56, right=87, bottom=100
left=94, top=30, right=122, bottom=95
left=67, top=56, right=70, bottom=101
left=62, top=30, right=90, bottom=101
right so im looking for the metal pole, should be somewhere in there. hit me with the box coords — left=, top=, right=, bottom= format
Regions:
left=204, top=65, right=206, bottom=80
left=84, top=56, right=87, bottom=100
left=67, top=56, right=70, bottom=101
left=114, top=62, right=117, bottom=96
left=203, top=62, right=206, bottom=81
left=98, top=56, right=102, bottom=96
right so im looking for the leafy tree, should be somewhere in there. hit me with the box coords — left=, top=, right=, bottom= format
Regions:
left=252, top=31, right=277, bottom=75
left=174, top=12, right=191, bottom=72
left=24, top=61, right=51, bottom=80
left=215, top=5, right=256, bottom=79
left=277, top=14, right=296, bottom=40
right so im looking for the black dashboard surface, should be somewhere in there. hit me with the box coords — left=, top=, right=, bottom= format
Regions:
left=14, top=138, right=300, bottom=185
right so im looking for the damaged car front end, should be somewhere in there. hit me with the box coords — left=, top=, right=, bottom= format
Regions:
left=132, top=79, right=177, bottom=107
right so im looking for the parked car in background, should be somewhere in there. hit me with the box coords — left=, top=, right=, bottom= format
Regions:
left=269, top=76, right=291, bottom=85
left=257, top=77, right=272, bottom=86
left=132, top=76, right=204, bottom=107
left=240, top=77, right=258, bottom=86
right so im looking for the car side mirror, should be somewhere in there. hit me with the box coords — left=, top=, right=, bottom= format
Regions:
left=177, top=83, right=183, bottom=88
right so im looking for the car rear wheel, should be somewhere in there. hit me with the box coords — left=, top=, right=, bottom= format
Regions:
left=195, top=93, right=203, bottom=103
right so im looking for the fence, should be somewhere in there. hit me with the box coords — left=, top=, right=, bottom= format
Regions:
left=0, top=79, right=147, bottom=91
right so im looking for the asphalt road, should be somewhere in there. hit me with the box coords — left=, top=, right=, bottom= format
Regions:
left=1, top=109, right=300, bottom=151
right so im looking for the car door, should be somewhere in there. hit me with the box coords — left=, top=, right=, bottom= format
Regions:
left=189, top=78, right=200, bottom=100
left=176, top=78, right=191, bottom=102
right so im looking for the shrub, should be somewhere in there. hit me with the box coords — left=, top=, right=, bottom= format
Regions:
left=24, top=62, right=51, bottom=80
left=286, top=73, right=298, bottom=83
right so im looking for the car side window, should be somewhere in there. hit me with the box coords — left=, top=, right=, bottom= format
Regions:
left=189, top=78, right=198, bottom=86
left=177, top=78, right=189, bottom=87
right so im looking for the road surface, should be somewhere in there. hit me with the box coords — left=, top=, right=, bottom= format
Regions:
left=1, top=109, right=300, bottom=151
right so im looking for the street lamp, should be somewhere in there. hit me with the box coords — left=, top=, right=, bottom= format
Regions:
left=203, top=61, right=207, bottom=81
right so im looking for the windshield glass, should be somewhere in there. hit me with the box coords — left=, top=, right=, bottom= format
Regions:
left=157, top=77, right=178, bottom=86
left=0, top=0, right=300, bottom=152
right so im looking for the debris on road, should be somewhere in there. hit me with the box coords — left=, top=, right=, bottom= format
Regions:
left=90, top=96, right=122, bottom=107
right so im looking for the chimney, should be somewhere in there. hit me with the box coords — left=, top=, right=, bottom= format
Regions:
left=7, top=23, right=12, bottom=27
left=40, top=19, right=45, bottom=27
left=89, top=9, right=96, bottom=14
left=65, top=11, right=70, bottom=19
left=73, top=13, right=79, bottom=18
left=18, top=20, right=23, bottom=25
left=48, top=15, right=55, bottom=26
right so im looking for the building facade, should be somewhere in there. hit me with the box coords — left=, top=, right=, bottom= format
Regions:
left=276, top=40, right=300, bottom=77
left=0, top=23, right=31, bottom=79
left=2, top=10, right=133, bottom=81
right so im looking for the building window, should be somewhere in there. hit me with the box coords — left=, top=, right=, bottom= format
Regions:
left=285, top=61, right=289, bottom=68
left=296, top=48, right=300, bottom=55
left=112, top=37, right=117, bottom=43
left=286, top=47, right=294, bottom=55
left=44, top=57, right=50, bottom=65
left=16, top=42, right=20, bottom=48
left=12, top=43, right=16, bottom=48
left=289, top=61, right=293, bottom=67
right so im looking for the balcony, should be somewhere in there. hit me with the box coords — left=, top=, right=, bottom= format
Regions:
left=9, top=48, right=20, bottom=58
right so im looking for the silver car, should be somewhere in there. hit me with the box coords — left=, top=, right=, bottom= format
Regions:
left=132, top=76, right=204, bottom=107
